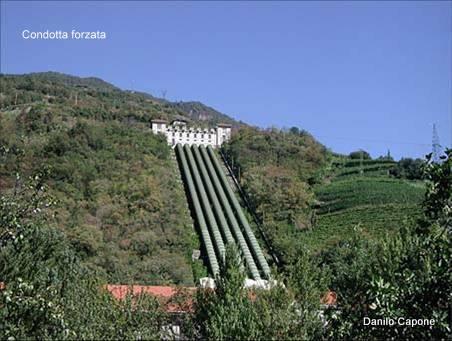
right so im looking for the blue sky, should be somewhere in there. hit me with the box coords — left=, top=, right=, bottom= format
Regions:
left=1, top=1, right=451, bottom=159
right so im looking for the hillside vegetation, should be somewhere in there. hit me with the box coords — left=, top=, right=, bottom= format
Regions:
left=0, top=72, right=241, bottom=127
left=222, top=126, right=329, bottom=265
left=0, top=72, right=245, bottom=285
left=300, top=155, right=425, bottom=253
left=223, top=135, right=426, bottom=264
left=306, top=177, right=424, bottom=253
left=0, top=72, right=427, bottom=280
left=1, top=72, right=449, bottom=339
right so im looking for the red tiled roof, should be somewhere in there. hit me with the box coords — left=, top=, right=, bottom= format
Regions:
left=3, top=281, right=336, bottom=309
left=321, top=290, right=337, bottom=306
left=105, top=284, right=196, bottom=313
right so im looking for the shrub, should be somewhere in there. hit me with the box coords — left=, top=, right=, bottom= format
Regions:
left=349, top=150, right=371, bottom=160
left=323, top=150, right=451, bottom=339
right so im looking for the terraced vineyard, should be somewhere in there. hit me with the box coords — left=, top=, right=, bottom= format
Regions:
left=334, top=163, right=394, bottom=179
left=300, top=159, right=425, bottom=253
left=331, top=158, right=396, bottom=178
left=316, top=177, right=424, bottom=214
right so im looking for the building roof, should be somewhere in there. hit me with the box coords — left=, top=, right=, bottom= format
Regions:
left=170, top=119, right=188, bottom=124
left=0, top=281, right=336, bottom=313
left=321, top=290, right=337, bottom=306
left=103, top=282, right=337, bottom=313
left=151, top=119, right=168, bottom=123
left=105, top=284, right=196, bottom=313
left=217, top=123, right=232, bottom=127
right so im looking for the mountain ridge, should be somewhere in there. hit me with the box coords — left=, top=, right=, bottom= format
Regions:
left=0, top=71, right=242, bottom=127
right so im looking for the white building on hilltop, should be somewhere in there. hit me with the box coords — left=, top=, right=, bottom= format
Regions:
left=151, top=119, right=232, bottom=148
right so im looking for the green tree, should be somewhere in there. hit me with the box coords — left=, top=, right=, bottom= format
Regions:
left=0, top=167, right=164, bottom=339
left=389, top=158, right=424, bottom=180
left=191, top=245, right=327, bottom=340
left=193, top=246, right=260, bottom=339
left=349, top=150, right=371, bottom=160
left=324, top=149, right=451, bottom=339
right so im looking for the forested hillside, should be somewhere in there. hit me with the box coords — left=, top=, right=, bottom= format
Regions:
left=0, top=72, right=244, bottom=285
left=0, top=72, right=430, bottom=281
left=222, top=126, right=329, bottom=265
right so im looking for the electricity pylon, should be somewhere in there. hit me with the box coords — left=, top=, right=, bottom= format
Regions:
left=432, top=124, right=442, bottom=163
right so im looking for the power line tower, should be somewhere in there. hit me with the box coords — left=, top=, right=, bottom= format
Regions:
left=432, top=123, right=442, bottom=163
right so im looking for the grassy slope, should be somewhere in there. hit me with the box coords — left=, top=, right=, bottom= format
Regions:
left=300, top=159, right=425, bottom=253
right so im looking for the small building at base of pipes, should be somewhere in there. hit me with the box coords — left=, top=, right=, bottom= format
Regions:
left=151, top=119, right=232, bottom=148
left=103, top=283, right=336, bottom=338
left=106, top=284, right=196, bottom=340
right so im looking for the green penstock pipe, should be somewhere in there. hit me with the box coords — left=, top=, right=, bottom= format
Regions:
left=206, top=145, right=271, bottom=279
left=184, top=144, right=225, bottom=261
left=192, top=145, right=235, bottom=246
left=175, top=144, right=219, bottom=276
left=200, top=145, right=261, bottom=280
left=193, top=145, right=246, bottom=275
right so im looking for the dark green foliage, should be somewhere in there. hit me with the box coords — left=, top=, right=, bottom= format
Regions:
left=323, top=150, right=451, bottom=339
left=349, top=149, right=371, bottom=160
left=191, top=245, right=327, bottom=340
left=0, top=172, right=164, bottom=339
left=1, top=122, right=195, bottom=284
left=223, top=126, right=327, bottom=181
left=422, top=149, right=451, bottom=225
left=193, top=246, right=260, bottom=339
left=389, top=157, right=424, bottom=180
left=0, top=73, right=214, bottom=285
left=243, top=165, right=313, bottom=224
left=222, top=126, right=328, bottom=266
left=324, top=225, right=450, bottom=339
left=284, top=246, right=330, bottom=338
